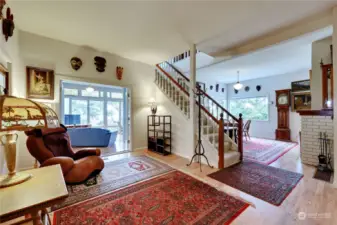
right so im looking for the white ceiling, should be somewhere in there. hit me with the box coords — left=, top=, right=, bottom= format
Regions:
left=191, top=27, right=332, bottom=84
left=9, top=0, right=337, bottom=65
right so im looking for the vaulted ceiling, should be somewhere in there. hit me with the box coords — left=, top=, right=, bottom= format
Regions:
left=9, top=0, right=337, bottom=65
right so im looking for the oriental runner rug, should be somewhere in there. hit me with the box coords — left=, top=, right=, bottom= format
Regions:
left=208, top=161, right=303, bottom=206
left=51, top=155, right=173, bottom=211
left=53, top=170, right=249, bottom=225
left=243, top=137, right=297, bottom=165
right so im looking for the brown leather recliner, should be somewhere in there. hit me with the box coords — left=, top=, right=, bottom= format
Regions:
left=25, top=126, right=104, bottom=184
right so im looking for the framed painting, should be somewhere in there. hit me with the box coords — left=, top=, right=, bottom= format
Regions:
left=291, top=79, right=310, bottom=93
left=26, top=67, right=54, bottom=100
left=291, top=92, right=311, bottom=112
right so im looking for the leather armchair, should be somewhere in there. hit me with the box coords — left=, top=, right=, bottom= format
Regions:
left=25, top=126, right=104, bottom=184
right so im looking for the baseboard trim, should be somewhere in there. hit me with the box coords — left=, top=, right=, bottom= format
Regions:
left=133, top=147, right=147, bottom=152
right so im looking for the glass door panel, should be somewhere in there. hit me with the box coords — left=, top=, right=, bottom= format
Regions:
left=89, top=100, right=104, bottom=127
left=107, top=101, right=120, bottom=131
left=71, top=99, right=88, bottom=125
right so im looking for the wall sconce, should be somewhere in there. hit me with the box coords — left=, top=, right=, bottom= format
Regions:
left=148, top=98, right=157, bottom=115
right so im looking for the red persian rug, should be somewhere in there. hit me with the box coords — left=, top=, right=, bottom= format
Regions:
left=208, top=161, right=303, bottom=206
left=51, top=156, right=173, bottom=211
left=53, top=171, right=249, bottom=225
left=243, top=137, right=297, bottom=165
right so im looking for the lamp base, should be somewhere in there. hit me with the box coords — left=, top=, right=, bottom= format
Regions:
left=0, top=172, right=32, bottom=188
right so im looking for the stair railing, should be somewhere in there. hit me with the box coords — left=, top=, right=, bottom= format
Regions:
left=155, top=67, right=190, bottom=118
left=155, top=62, right=243, bottom=168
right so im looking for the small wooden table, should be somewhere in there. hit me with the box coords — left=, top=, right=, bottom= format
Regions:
left=0, top=165, right=68, bottom=225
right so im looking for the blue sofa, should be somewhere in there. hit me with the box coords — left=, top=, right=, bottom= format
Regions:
left=67, top=128, right=118, bottom=147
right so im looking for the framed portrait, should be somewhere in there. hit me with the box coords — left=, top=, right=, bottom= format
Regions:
left=291, top=92, right=311, bottom=112
left=291, top=79, right=310, bottom=93
left=26, top=67, right=54, bottom=100
left=0, top=64, right=9, bottom=95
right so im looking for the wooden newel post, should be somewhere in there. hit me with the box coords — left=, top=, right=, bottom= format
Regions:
left=238, top=113, right=243, bottom=161
left=218, top=113, right=224, bottom=169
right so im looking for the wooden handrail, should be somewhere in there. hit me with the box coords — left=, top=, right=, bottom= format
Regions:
left=237, top=114, right=243, bottom=161
left=156, top=63, right=243, bottom=165
left=198, top=89, right=239, bottom=122
left=161, top=62, right=238, bottom=122
left=165, top=61, right=190, bottom=82
left=156, top=65, right=189, bottom=96
left=157, top=62, right=238, bottom=123
left=218, top=113, right=224, bottom=169
left=199, top=104, right=219, bottom=124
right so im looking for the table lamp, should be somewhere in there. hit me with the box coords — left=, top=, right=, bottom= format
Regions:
left=0, top=95, right=59, bottom=188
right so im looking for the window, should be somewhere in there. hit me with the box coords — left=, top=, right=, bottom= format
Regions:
left=230, top=97, right=269, bottom=121
left=89, top=100, right=104, bottom=126
left=61, top=81, right=129, bottom=131
left=110, top=92, right=123, bottom=99
left=71, top=99, right=88, bottom=124
left=107, top=101, right=120, bottom=127
left=82, top=89, right=99, bottom=97
left=64, top=88, right=78, bottom=96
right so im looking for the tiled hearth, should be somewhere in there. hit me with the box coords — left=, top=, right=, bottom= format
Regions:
left=300, top=114, right=334, bottom=166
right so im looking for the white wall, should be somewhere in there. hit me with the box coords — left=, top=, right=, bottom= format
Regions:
left=311, top=37, right=332, bottom=109
left=0, top=21, right=26, bottom=174
left=155, top=88, right=194, bottom=159
left=227, top=71, right=309, bottom=142
left=205, top=82, right=227, bottom=107
left=1, top=31, right=158, bottom=170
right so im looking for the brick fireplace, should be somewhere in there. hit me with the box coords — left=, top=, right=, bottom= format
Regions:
left=299, top=110, right=334, bottom=167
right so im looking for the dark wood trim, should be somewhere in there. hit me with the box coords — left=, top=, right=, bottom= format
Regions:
left=156, top=65, right=189, bottom=96
left=0, top=63, right=9, bottom=95
left=159, top=62, right=239, bottom=123
left=198, top=89, right=239, bottom=122
left=321, top=64, right=333, bottom=109
left=297, top=109, right=333, bottom=116
left=165, top=61, right=190, bottom=82
left=237, top=114, right=243, bottom=161
left=199, top=103, right=219, bottom=124
left=218, top=113, right=224, bottom=169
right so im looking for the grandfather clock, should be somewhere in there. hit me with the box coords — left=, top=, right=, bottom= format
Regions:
left=275, top=89, right=291, bottom=141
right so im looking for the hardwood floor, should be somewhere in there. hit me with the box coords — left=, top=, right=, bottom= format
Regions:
left=104, top=146, right=337, bottom=225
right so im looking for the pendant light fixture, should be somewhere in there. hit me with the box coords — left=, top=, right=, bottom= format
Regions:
left=233, top=71, right=243, bottom=90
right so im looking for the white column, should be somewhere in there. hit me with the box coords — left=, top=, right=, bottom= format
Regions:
left=332, top=6, right=337, bottom=187
left=189, top=44, right=197, bottom=155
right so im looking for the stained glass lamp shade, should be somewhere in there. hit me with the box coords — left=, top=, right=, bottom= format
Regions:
left=0, top=96, right=60, bottom=188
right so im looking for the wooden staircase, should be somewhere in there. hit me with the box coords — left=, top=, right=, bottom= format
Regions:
left=155, top=61, right=243, bottom=168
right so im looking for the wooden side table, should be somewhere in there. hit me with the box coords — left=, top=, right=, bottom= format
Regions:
left=0, top=165, right=68, bottom=225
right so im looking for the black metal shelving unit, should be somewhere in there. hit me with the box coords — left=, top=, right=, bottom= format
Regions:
left=147, top=115, right=172, bottom=155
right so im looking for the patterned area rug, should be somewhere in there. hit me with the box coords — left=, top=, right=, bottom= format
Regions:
left=208, top=161, right=303, bottom=206
left=53, top=170, right=249, bottom=225
left=51, top=156, right=173, bottom=211
left=243, top=137, right=297, bottom=165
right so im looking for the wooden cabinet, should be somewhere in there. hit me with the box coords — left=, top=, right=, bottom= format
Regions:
left=275, top=89, right=291, bottom=141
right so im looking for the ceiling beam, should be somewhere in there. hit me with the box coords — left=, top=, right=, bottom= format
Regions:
left=211, top=9, right=333, bottom=58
